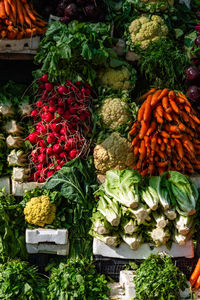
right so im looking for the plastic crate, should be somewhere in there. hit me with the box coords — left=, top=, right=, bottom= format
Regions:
left=94, top=255, right=197, bottom=281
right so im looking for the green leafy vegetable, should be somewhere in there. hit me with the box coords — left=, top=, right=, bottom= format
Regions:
left=134, top=254, right=188, bottom=300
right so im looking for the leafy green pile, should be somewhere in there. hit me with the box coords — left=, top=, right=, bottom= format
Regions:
left=134, top=254, right=189, bottom=300
left=34, top=21, right=123, bottom=84
left=47, top=258, right=109, bottom=300
left=138, top=38, right=190, bottom=89
left=0, top=260, right=46, bottom=300
left=0, top=190, right=27, bottom=262
left=44, top=157, right=98, bottom=258
left=0, top=81, right=30, bottom=107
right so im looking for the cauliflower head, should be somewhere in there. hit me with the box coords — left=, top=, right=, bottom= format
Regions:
left=98, top=66, right=134, bottom=91
left=24, top=195, right=56, bottom=227
left=128, top=15, right=168, bottom=50
left=100, top=98, right=131, bottom=130
left=94, top=132, right=135, bottom=173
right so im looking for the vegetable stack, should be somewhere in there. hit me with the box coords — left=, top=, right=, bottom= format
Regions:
left=0, top=0, right=46, bottom=39
left=130, top=88, right=200, bottom=176
left=26, top=75, right=93, bottom=183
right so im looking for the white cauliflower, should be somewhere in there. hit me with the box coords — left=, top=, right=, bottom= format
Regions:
left=98, top=66, right=134, bottom=91
left=128, top=15, right=168, bottom=50
left=93, top=132, right=135, bottom=173
left=100, top=97, right=131, bottom=130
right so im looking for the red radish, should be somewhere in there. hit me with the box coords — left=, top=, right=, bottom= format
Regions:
left=80, top=114, right=87, bottom=121
left=44, top=112, right=53, bottom=122
left=37, top=126, right=47, bottom=135
left=47, top=147, right=53, bottom=155
left=60, top=160, right=67, bottom=166
left=49, top=105, right=57, bottom=113
left=36, top=100, right=43, bottom=108
left=66, top=80, right=72, bottom=86
left=67, top=97, right=75, bottom=105
left=69, top=149, right=78, bottom=159
left=60, top=152, right=67, bottom=158
left=39, top=140, right=46, bottom=148
left=58, top=98, right=65, bottom=106
left=55, top=165, right=62, bottom=172
left=41, top=90, right=48, bottom=100
left=53, top=144, right=62, bottom=154
left=47, top=170, right=54, bottom=178
left=50, top=123, right=61, bottom=133
left=40, top=148, right=46, bottom=154
left=40, top=74, right=48, bottom=82
left=45, top=82, right=53, bottom=91
left=31, top=109, right=39, bottom=118
left=40, top=84, right=45, bottom=90
left=57, top=107, right=64, bottom=115
left=49, top=99, right=56, bottom=106
left=27, top=133, right=39, bottom=144
left=76, top=81, right=82, bottom=86
left=69, top=106, right=75, bottom=114
left=63, top=111, right=71, bottom=120
left=37, top=163, right=43, bottom=170
left=38, top=177, right=45, bottom=183
left=60, top=128, right=67, bottom=135
left=38, top=154, right=46, bottom=164
left=57, top=86, right=68, bottom=95
left=60, top=135, right=66, bottom=142
left=42, top=105, right=49, bottom=112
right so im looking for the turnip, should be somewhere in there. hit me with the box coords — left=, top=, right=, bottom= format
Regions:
left=53, top=144, right=62, bottom=154
left=4, top=120, right=23, bottom=135
left=57, top=86, right=68, bottom=95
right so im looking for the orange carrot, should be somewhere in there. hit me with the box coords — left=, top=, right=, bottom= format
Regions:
left=139, top=121, right=149, bottom=139
left=157, top=88, right=169, bottom=101
left=16, top=0, right=24, bottom=25
left=162, top=96, right=170, bottom=111
left=171, top=134, right=182, bottom=139
left=0, top=29, right=7, bottom=38
left=148, top=163, right=154, bottom=175
left=195, top=275, right=200, bottom=289
left=189, top=117, right=196, bottom=130
left=163, top=111, right=172, bottom=122
left=132, top=135, right=139, bottom=146
left=181, top=111, right=189, bottom=123
left=158, top=167, right=166, bottom=175
left=175, top=139, right=184, bottom=159
left=0, top=0, right=6, bottom=19
left=156, top=104, right=163, bottom=118
left=154, top=110, right=163, bottom=124
left=163, top=137, right=168, bottom=144
left=129, top=123, right=138, bottom=135
left=166, top=144, right=171, bottom=154
left=22, top=5, right=32, bottom=26
left=137, top=102, right=146, bottom=122
left=171, top=112, right=179, bottom=123
left=133, top=144, right=139, bottom=156
left=140, top=168, right=148, bottom=176
left=169, top=98, right=180, bottom=114
left=178, top=123, right=186, bottom=132
left=139, top=140, right=146, bottom=161
left=157, top=151, right=166, bottom=160
left=4, top=0, right=10, bottom=16
left=144, top=135, right=150, bottom=147
left=190, top=114, right=200, bottom=125
left=160, top=131, right=169, bottom=138
left=150, top=89, right=162, bottom=106
left=136, top=160, right=142, bottom=169
left=164, top=124, right=179, bottom=133
left=7, top=31, right=16, bottom=38
left=168, top=90, right=176, bottom=99
left=175, top=96, right=185, bottom=104
left=143, top=95, right=152, bottom=122
left=139, top=88, right=156, bottom=101
left=184, top=105, right=191, bottom=113
left=160, top=143, right=165, bottom=152
left=151, top=136, right=157, bottom=150
left=170, top=139, right=175, bottom=147
left=146, top=121, right=156, bottom=136
left=157, top=161, right=168, bottom=167
left=157, top=137, right=162, bottom=144
left=24, top=3, right=36, bottom=21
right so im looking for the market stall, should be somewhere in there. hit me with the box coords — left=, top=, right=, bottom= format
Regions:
left=1, top=0, right=200, bottom=299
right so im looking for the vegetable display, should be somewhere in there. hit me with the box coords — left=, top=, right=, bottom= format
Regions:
left=0, top=0, right=46, bottom=39
left=90, top=169, right=198, bottom=249
left=127, top=0, right=174, bottom=12
left=130, top=88, right=200, bottom=176
left=26, top=77, right=92, bottom=183
left=134, top=254, right=188, bottom=300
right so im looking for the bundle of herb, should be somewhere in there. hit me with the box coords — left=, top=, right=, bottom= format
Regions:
left=0, top=260, right=47, bottom=300
left=47, top=258, right=109, bottom=300
left=138, top=38, right=190, bottom=89
left=134, top=254, right=189, bottom=300
left=44, top=157, right=98, bottom=258
left=34, top=21, right=123, bottom=84
left=0, top=190, right=27, bottom=262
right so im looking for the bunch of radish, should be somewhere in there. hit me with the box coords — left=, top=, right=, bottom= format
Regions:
left=26, top=75, right=93, bottom=183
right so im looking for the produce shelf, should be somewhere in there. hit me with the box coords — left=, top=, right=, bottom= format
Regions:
left=0, top=53, right=35, bottom=61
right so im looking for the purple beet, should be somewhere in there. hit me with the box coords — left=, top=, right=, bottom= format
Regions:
left=195, top=36, right=200, bottom=47
left=64, top=3, right=78, bottom=17
left=185, top=66, right=200, bottom=82
left=187, top=85, right=200, bottom=103
left=84, top=4, right=99, bottom=19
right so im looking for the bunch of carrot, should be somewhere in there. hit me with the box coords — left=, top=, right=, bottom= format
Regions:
left=0, top=0, right=46, bottom=39
left=129, top=88, right=200, bottom=176
left=190, top=258, right=200, bottom=289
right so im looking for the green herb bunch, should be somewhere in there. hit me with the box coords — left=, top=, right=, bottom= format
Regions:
left=47, top=258, right=109, bottom=300
left=0, top=190, right=27, bottom=262
left=134, top=254, right=189, bottom=300
left=0, top=260, right=47, bottom=300
left=138, top=38, right=190, bottom=90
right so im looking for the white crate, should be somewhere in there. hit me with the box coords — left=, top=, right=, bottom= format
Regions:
left=93, top=239, right=194, bottom=259
left=26, top=242, right=69, bottom=256
left=0, top=176, right=10, bottom=193
left=26, top=229, right=68, bottom=245
left=0, top=36, right=40, bottom=54
left=12, top=180, right=44, bottom=196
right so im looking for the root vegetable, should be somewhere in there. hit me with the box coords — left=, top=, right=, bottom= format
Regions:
left=6, top=135, right=23, bottom=149
left=4, top=120, right=23, bottom=135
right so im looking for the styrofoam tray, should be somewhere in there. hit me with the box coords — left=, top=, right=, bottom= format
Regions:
left=93, top=238, right=194, bottom=259
left=0, top=36, right=40, bottom=54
